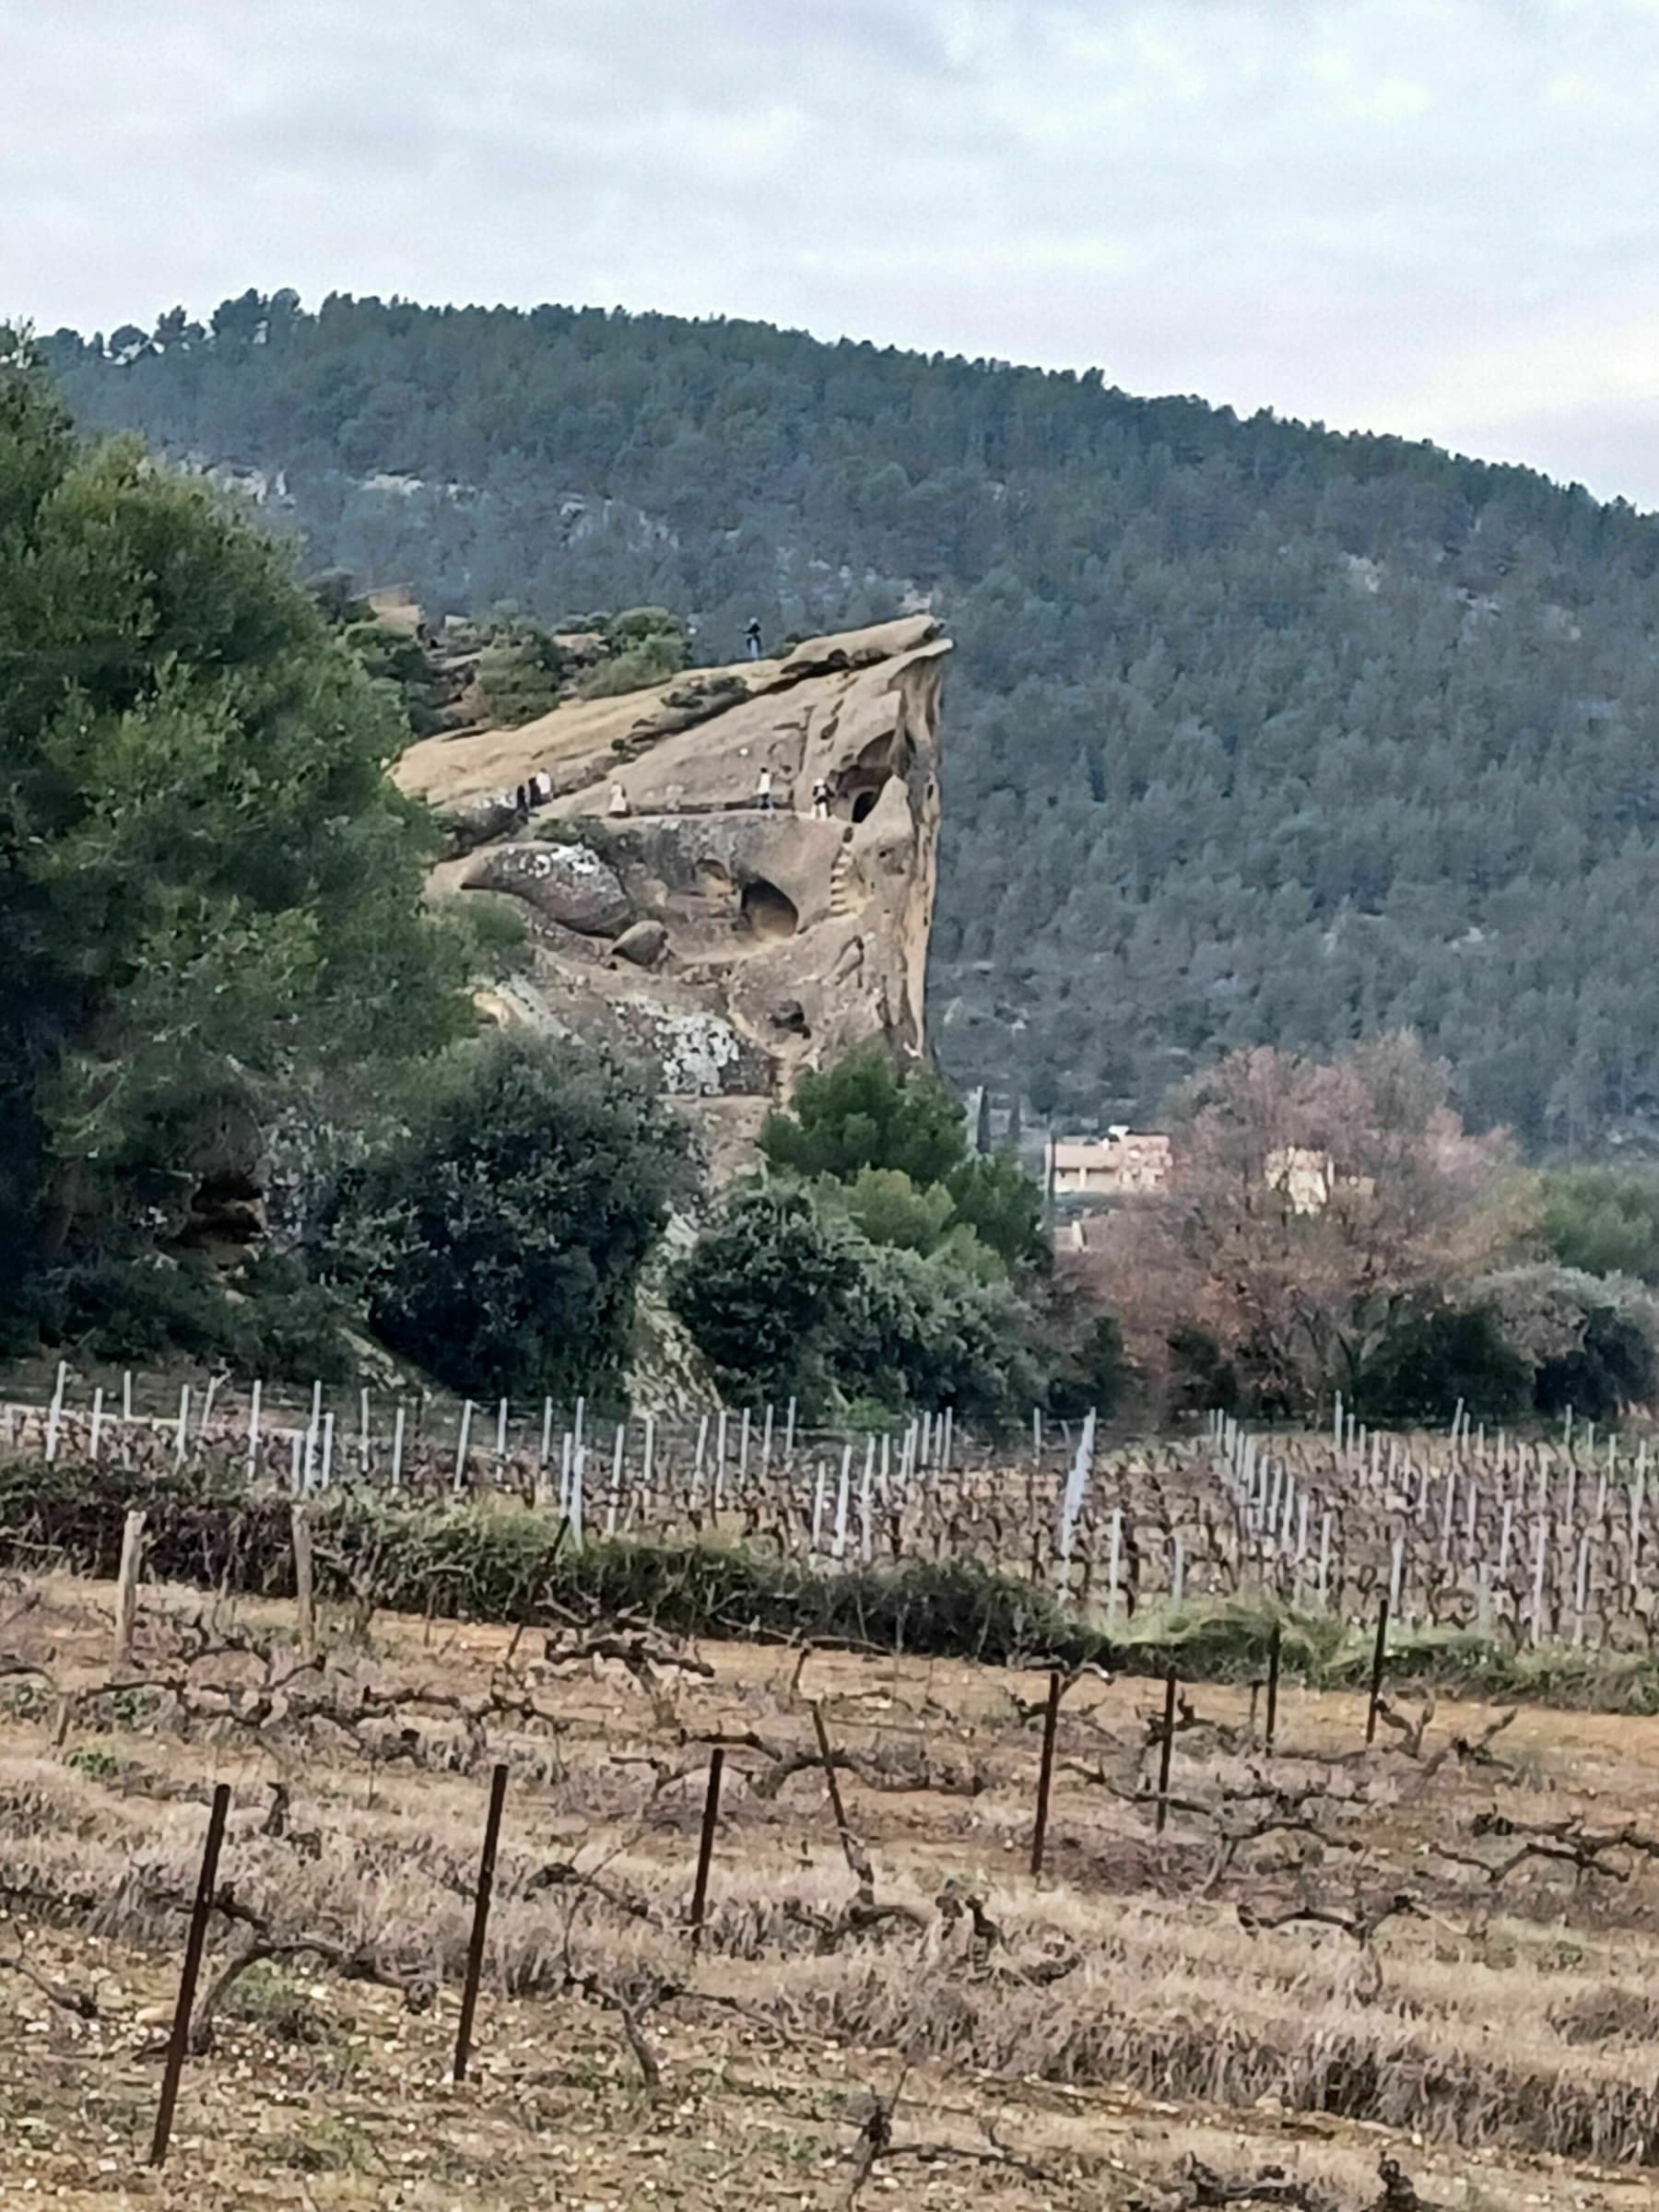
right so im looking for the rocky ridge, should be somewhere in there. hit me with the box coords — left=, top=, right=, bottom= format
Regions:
left=395, top=614, right=949, bottom=1176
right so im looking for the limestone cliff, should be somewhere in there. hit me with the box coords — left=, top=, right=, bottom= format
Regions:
left=395, top=616, right=948, bottom=1174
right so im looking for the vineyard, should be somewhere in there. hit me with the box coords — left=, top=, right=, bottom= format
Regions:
left=4, top=1370, right=1659, bottom=2204
left=8, top=1367, right=1659, bottom=1664
left=3, top=1561, right=1658, bottom=2207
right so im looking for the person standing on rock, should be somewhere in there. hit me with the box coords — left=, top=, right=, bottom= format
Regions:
left=608, top=780, right=630, bottom=817
left=745, top=618, right=762, bottom=660
left=811, top=778, right=831, bottom=819
left=754, top=764, right=774, bottom=811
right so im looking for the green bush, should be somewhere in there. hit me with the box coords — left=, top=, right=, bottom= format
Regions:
left=1535, top=1300, right=1657, bottom=1420
left=667, top=1188, right=857, bottom=1409
left=579, top=634, right=688, bottom=698
left=21, top=1250, right=353, bottom=1381
left=476, top=619, right=567, bottom=725
left=832, top=1241, right=1042, bottom=1419
left=319, top=1034, right=682, bottom=1403
left=1477, top=1263, right=1659, bottom=1420
left=1047, top=1314, right=1132, bottom=1420
left=671, top=1185, right=1041, bottom=1418
left=1354, top=1306, right=1533, bottom=1426
left=606, top=606, right=687, bottom=651
left=0, top=1465, right=1106, bottom=1667
left=761, top=1047, right=966, bottom=1190
left=344, top=620, right=447, bottom=736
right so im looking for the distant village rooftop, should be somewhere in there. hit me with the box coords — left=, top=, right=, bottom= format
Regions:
left=1046, top=1128, right=1172, bottom=1197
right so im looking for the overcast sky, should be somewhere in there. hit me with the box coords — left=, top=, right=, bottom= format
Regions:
left=6, top=0, right=1659, bottom=505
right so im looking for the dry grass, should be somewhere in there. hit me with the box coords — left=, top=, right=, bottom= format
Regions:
left=4, top=1569, right=1659, bottom=2208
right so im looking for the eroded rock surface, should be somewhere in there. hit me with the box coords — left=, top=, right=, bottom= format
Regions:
left=398, top=614, right=948, bottom=1174
left=466, top=841, right=632, bottom=936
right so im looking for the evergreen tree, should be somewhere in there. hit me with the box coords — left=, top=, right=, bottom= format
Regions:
left=0, top=329, right=476, bottom=1322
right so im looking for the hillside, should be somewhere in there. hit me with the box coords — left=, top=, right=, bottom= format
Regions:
left=43, top=294, right=1659, bottom=1151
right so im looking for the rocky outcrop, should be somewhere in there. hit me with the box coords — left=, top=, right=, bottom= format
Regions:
left=397, top=613, right=948, bottom=1173
left=465, top=841, right=632, bottom=936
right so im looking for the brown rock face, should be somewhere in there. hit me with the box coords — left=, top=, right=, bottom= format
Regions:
left=398, top=614, right=948, bottom=1175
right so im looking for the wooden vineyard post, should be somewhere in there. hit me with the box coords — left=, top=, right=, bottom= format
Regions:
left=1365, top=1595, right=1390, bottom=1747
left=811, top=1701, right=865, bottom=1877
left=606, top=1423, right=625, bottom=1537
left=1155, top=1666, right=1178, bottom=1834
left=688, top=1747, right=725, bottom=1952
left=1264, top=1619, right=1281, bottom=1754
left=453, top=1764, right=509, bottom=2083
left=113, top=1510, right=146, bottom=1672
left=291, top=1502, right=317, bottom=1665
left=149, top=1782, right=231, bottom=2167
left=1029, top=1670, right=1063, bottom=1877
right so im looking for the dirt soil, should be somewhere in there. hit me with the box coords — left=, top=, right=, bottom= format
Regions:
left=5, top=1573, right=1659, bottom=2210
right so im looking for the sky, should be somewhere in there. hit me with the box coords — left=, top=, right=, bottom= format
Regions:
left=6, top=0, right=1659, bottom=505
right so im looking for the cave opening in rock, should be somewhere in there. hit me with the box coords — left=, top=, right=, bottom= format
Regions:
left=741, top=877, right=799, bottom=938
left=837, top=732, right=900, bottom=823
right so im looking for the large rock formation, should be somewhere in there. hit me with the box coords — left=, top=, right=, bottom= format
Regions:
left=396, top=615, right=947, bottom=1173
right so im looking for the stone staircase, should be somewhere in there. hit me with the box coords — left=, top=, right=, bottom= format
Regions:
left=828, top=839, right=858, bottom=919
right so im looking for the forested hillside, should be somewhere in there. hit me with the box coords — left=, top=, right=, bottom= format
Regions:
left=43, top=292, right=1659, bottom=1152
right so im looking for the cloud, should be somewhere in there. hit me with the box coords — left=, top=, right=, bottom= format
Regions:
left=5, top=0, right=1659, bottom=505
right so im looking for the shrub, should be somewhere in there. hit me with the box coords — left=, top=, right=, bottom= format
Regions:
left=1535, top=1300, right=1658, bottom=1420
left=1047, top=1313, right=1132, bottom=1419
left=1477, top=1263, right=1659, bottom=1420
left=670, top=1186, right=1041, bottom=1418
left=761, top=1047, right=965, bottom=1189
left=1354, top=1306, right=1533, bottom=1425
left=21, top=1250, right=353, bottom=1381
left=578, top=634, right=688, bottom=698
left=476, top=620, right=567, bottom=725
left=606, top=606, right=687, bottom=651
left=833, top=1241, right=1041, bottom=1419
left=668, top=1188, right=858, bottom=1409
left=1165, top=1323, right=1240, bottom=1415
left=0, top=1467, right=1109, bottom=1668
left=319, top=1034, right=682, bottom=1403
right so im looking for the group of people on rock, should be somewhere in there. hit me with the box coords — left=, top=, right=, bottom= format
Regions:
left=509, top=770, right=554, bottom=821
left=601, top=765, right=834, bottom=818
